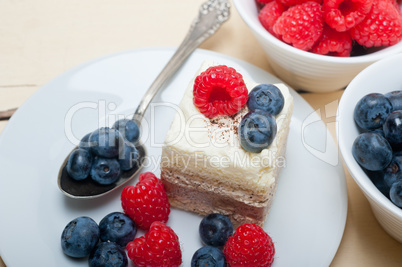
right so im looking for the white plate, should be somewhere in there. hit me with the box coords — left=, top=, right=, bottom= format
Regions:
left=0, top=48, right=347, bottom=266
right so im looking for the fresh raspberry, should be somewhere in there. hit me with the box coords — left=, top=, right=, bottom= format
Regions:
left=193, top=65, right=248, bottom=118
left=259, top=1, right=287, bottom=35
left=126, top=221, right=182, bottom=267
left=121, top=172, right=170, bottom=230
left=273, top=2, right=324, bottom=51
left=350, top=0, right=402, bottom=47
left=323, top=0, right=373, bottom=32
left=223, top=224, right=275, bottom=267
left=311, top=24, right=353, bottom=56
left=279, top=0, right=322, bottom=7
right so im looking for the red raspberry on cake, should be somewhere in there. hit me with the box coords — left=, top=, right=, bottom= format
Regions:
left=224, top=223, right=275, bottom=267
left=193, top=65, right=248, bottom=118
left=312, top=24, right=353, bottom=56
left=273, top=1, right=324, bottom=51
left=259, top=1, right=287, bottom=35
left=126, top=221, right=182, bottom=267
left=323, top=0, right=373, bottom=32
left=121, top=172, right=170, bottom=230
left=350, top=0, right=402, bottom=47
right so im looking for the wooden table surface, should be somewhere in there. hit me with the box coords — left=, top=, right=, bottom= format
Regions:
left=1, top=0, right=402, bottom=266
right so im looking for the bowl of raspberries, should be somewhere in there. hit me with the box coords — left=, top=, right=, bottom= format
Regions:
left=338, top=54, right=402, bottom=243
left=233, top=0, right=402, bottom=93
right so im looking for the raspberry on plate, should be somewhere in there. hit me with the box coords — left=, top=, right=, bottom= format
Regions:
left=121, top=172, right=170, bottom=230
left=350, top=0, right=402, bottom=47
left=323, top=0, right=373, bottom=32
left=126, top=221, right=182, bottom=267
left=193, top=65, right=248, bottom=118
left=273, top=1, right=324, bottom=51
left=258, top=1, right=287, bottom=36
left=224, top=223, right=275, bottom=267
left=312, top=25, right=353, bottom=56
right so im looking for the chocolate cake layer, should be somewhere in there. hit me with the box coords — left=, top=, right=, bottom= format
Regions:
left=161, top=169, right=274, bottom=227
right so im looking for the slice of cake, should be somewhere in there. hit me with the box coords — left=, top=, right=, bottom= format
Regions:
left=161, top=61, right=294, bottom=227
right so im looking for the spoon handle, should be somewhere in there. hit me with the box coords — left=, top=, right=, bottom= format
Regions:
left=132, top=0, right=230, bottom=123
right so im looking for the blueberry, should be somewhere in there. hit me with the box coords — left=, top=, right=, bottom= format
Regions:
left=66, top=148, right=93, bottom=181
left=354, top=93, right=392, bottom=130
left=118, top=142, right=139, bottom=171
left=365, top=169, right=390, bottom=198
left=191, top=246, right=226, bottom=267
left=247, top=84, right=285, bottom=116
left=89, top=127, right=125, bottom=158
left=90, top=157, right=121, bottom=185
left=199, top=213, right=233, bottom=247
left=383, top=111, right=402, bottom=150
left=99, top=212, right=137, bottom=247
left=113, top=119, right=140, bottom=143
left=385, top=90, right=402, bottom=111
left=239, top=110, right=277, bottom=153
left=352, top=132, right=393, bottom=171
left=370, top=127, right=385, bottom=137
left=89, top=242, right=128, bottom=267
left=390, top=180, right=402, bottom=208
left=384, top=152, right=402, bottom=188
left=61, top=216, right=100, bottom=258
left=78, top=132, right=93, bottom=151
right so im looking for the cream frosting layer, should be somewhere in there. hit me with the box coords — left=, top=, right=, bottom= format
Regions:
left=162, top=61, right=294, bottom=196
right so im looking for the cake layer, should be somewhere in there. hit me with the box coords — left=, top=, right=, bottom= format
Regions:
left=161, top=169, right=269, bottom=227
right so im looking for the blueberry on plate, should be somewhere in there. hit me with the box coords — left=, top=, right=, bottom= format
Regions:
left=385, top=90, right=402, bottom=111
left=66, top=148, right=93, bottom=181
left=199, top=213, right=233, bottom=247
left=383, top=110, right=402, bottom=150
left=239, top=110, right=277, bottom=153
left=384, top=152, right=402, bottom=188
left=89, top=242, right=128, bottom=267
left=390, top=180, right=402, bottom=208
left=118, top=142, right=139, bottom=171
left=89, top=127, right=125, bottom=158
left=354, top=93, right=392, bottom=131
left=352, top=132, right=393, bottom=171
left=191, top=246, right=226, bottom=267
left=99, top=212, right=137, bottom=247
left=61, top=216, right=100, bottom=258
left=90, top=157, right=121, bottom=185
left=113, top=119, right=140, bottom=143
left=247, top=84, right=284, bottom=116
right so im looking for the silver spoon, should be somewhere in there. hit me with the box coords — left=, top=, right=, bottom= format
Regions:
left=58, top=0, right=230, bottom=199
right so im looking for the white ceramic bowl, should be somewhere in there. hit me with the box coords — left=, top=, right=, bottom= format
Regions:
left=233, top=0, right=402, bottom=93
left=338, top=54, right=402, bottom=243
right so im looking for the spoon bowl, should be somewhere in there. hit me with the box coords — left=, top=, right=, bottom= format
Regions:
left=58, top=143, right=146, bottom=199
left=57, top=0, right=230, bottom=199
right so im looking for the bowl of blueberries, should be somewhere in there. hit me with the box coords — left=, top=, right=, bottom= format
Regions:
left=338, top=53, right=402, bottom=242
